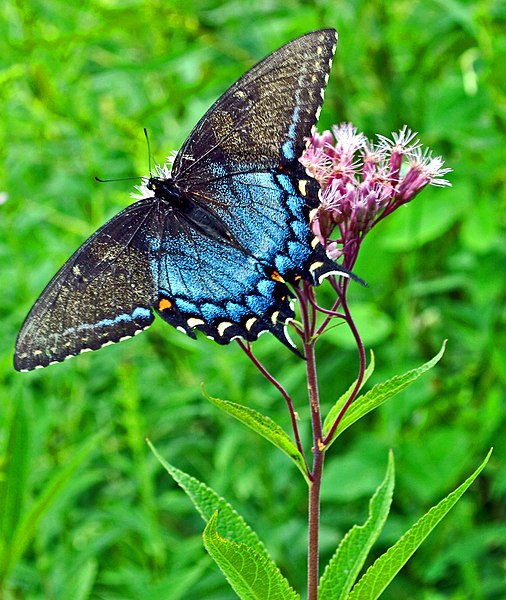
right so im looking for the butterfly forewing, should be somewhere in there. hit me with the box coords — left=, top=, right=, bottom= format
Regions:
left=173, top=29, right=337, bottom=179
left=172, top=29, right=339, bottom=285
left=14, top=201, right=160, bottom=371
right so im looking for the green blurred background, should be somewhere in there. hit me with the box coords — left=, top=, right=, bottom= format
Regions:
left=1, top=0, right=505, bottom=598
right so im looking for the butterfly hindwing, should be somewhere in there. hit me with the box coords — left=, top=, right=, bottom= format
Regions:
left=152, top=206, right=295, bottom=347
left=14, top=201, right=160, bottom=371
left=183, top=165, right=333, bottom=284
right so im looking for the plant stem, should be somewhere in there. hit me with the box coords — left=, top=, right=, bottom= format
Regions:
left=237, top=340, right=309, bottom=472
left=308, top=433, right=324, bottom=600
left=302, top=288, right=324, bottom=600
left=323, top=280, right=367, bottom=444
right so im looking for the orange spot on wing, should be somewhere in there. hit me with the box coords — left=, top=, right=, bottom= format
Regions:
left=158, top=298, right=172, bottom=311
left=271, top=270, right=284, bottom=282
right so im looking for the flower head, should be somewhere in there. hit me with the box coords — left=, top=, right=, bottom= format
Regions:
left=300, top=124, right=451, bottom=268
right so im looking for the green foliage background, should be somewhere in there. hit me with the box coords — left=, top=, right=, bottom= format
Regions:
left=1, top=0, right=505, bottom=598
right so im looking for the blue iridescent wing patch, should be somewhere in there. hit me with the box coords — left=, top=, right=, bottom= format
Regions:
left=14, top=29, right=343, bottom=371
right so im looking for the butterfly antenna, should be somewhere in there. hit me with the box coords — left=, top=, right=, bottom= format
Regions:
left=95, top=129, right=154, bottom=184
left=144, top=128, right=153, bottom=175
left=95, top=175, right=143, bottom=184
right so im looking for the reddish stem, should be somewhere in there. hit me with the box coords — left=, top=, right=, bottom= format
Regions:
left=238, top=273, right=365, bottom=600
left=306, top=339, right=325, bottom=600
left=323, top=281, right=366, bottom=445
left=295, top=286, right=324, bottom=600
left=237, top=340, right=309, bottom=474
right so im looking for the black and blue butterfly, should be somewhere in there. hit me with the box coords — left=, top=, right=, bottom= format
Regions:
left=14, top=29, right=346, bottom=372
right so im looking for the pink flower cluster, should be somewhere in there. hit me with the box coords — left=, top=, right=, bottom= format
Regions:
left=300, top=124, right=451, bottom=268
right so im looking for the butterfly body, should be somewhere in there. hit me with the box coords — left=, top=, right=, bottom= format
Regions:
left=15, top=29, right=343, bottom=371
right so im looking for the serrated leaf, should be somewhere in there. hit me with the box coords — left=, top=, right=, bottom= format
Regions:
left=203, top=389, right=309, bottom=483
left=203, top=511, right=299, bottom=600
left=148, top=441, right=271, bottom=562
left=326, top=342, right=446, bottom=447
left=348, top=449, right=493, bottom=600
left=323, top=351, right=375, bottom=436
left=319, top=450, right=395, bottom=599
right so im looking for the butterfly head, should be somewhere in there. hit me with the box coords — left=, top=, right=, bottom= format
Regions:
left=132, top=161, right=173, bottom=200
left=146, top=177, right=162, bottom=193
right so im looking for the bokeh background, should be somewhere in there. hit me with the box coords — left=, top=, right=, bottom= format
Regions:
left=1, top=1, right=505, bottom=598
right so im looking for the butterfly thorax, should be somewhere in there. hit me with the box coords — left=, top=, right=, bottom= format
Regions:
left=147, top=177, right=185, bottom=210
left=148, top=176, right=241, bottom=249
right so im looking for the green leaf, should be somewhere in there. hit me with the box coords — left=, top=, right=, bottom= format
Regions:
left=325, top=342, right=446, bottom=447
left=203, top=511, right=299, bottom=600
left=348, top=449, right=493, bottom=600
left=319, top=451, right=395, bottom=599
left=203, top=388, right=309, bottom=483
left=0, top=428, right=106, bottom=584
left=323, top=351, right=375, bottom=436
left=148, top=441, right=272, bottom=562
left=150, top=443, right=299, bottom=599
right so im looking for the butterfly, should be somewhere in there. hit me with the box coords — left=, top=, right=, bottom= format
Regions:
left=14, top=29, right=346, bottom=372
